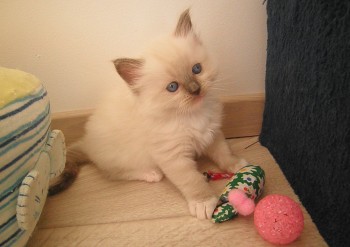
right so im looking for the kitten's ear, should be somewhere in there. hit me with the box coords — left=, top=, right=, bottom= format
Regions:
left=113, top=58, right=144, bottom=87
left=174, top=9, right=193, bottom=37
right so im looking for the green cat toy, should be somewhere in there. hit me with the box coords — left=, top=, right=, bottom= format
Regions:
left=212, top=165, right=265, bottom=223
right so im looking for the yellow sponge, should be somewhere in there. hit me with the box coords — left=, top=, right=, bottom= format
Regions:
left=0, top=67, right=41, bottom=109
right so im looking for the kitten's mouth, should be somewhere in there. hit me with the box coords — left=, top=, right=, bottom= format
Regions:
left=192, top=92, right=206, bottom=104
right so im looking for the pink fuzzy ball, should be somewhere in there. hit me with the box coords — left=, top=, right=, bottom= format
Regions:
left=254, top=195, right=304, bottom=245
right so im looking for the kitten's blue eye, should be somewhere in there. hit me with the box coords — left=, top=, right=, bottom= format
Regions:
left=192, top=63, right=202, bottom=74
left=166, top=81, right=179, bottom=92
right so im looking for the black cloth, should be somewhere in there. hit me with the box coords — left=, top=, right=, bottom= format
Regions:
left=260, top=1, right=350, bottom=246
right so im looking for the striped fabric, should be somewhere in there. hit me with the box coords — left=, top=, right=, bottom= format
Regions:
left=0, top=68, right=65, bottom=247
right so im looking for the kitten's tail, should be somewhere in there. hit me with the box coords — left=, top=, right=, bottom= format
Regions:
left=48, top=142, right=88, bottom=196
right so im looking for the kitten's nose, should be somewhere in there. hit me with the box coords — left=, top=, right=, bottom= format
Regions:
left=187, top=81, right=201, bottom=95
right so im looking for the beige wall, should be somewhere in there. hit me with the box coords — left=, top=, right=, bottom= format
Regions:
left=0, top=0, right=267, bottom=113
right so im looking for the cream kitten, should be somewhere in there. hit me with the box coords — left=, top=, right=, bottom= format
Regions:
left=50, top=9, right=246, bottom=219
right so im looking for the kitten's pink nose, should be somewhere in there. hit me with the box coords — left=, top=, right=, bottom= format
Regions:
left=187, top=81, right=201, bottom=95
left=191, top=87, right=201, bottom=95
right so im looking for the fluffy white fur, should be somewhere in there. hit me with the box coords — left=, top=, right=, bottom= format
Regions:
left=76, top=10, right=246, bottom=219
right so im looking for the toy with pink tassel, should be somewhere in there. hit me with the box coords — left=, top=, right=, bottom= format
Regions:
left=212, top=165, right=304, bottom=245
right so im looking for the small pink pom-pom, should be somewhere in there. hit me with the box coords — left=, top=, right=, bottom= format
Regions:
left=228, top=189, right=255, bottom=216
left=254, top=194, right=304, bottom=245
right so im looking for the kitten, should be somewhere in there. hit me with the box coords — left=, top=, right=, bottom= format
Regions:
left=50, top=9, right=247, bottom=219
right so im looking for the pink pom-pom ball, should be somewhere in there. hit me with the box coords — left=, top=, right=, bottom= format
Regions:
left=228, top=189, right=255, bottom=216
left=254, top=194, right=304, bottom=245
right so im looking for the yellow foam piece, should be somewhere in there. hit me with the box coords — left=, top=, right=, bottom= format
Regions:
left=0, top=67, right=41, bottom=108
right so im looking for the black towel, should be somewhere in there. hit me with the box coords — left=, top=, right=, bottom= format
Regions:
left=260, top=1, right=350, bottom=246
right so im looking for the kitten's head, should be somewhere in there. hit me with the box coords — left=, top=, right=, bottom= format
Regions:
left=113, top=9, right=218, bottom=116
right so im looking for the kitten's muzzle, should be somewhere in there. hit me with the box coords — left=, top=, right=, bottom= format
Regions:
left=185, top=81, right=201, bottom=95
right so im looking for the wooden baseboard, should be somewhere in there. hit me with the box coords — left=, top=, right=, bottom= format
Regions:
left=221, top=94, right=265, bottom=138
left=52, top=94, right=265, bottom=145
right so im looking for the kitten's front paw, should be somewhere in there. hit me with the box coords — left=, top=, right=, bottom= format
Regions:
left=188, top=197, right=218, bottom=220
left=233, top=158, right=248, bottom=171
left=220, top=157, right=248, bottom=173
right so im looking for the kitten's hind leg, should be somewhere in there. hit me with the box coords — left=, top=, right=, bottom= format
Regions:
left=141, top=169, right=164, bottom=182
left=123, top=168, right=164, bottom=183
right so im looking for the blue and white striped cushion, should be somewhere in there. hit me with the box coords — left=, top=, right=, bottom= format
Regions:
left=0, top=69, right=65, bottom=247
left=0, top=84, right=50, bottom=246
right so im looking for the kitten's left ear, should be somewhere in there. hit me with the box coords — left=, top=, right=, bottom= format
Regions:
left=174, top=9, right=193, bottom=37
left=174, top=9, right=201, bottom=44
left=113, top=58, right=144, bottom=87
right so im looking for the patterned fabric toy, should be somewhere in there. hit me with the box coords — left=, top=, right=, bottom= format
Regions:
left=0, top=67, right=66, bottom=247
left=212, top=165, right=265, bottom=223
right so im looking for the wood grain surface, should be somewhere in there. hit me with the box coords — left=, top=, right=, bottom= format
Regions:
left=27, top=137, right=327, bottom=247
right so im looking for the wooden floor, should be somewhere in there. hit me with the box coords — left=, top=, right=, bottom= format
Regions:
left=27, top=137, right=327, bottom=247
